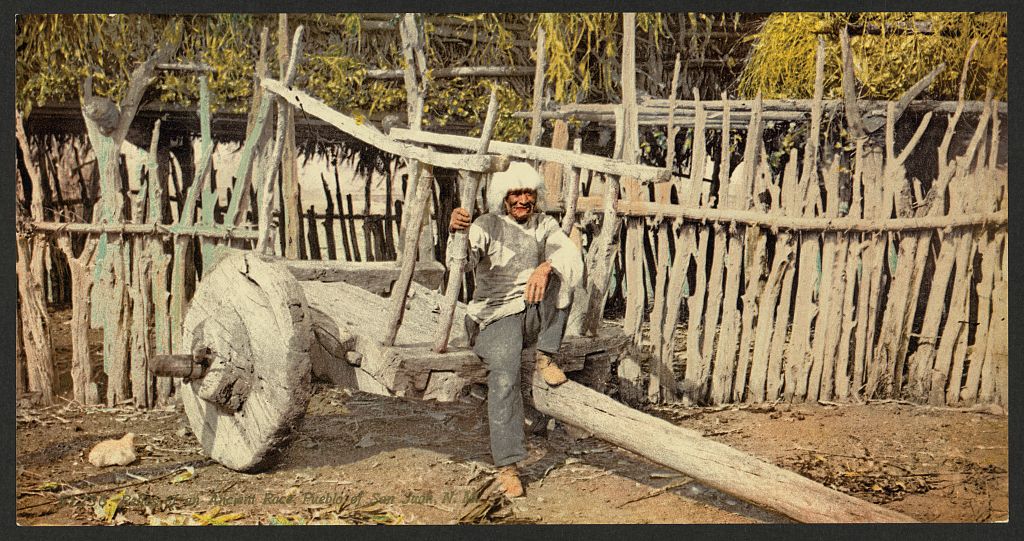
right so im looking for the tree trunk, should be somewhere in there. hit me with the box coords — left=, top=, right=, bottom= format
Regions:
left=57, top=236, right=100, bottom=404
left=17, top=234, right=54, bottom=405
left=16, top=295, right=28, bottom=395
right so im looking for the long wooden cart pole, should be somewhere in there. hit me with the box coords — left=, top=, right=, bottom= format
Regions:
left=432, top=90, right=500, bottom=353
left=382, top=162, right=435, bottom=346
left=531, top=377, right=916, bottom=523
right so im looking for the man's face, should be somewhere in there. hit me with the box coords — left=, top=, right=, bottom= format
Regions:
left=504, top=189, right=538, bottom=223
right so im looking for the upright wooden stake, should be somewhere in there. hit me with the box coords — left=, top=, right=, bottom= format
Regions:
left=335, top=172, right=353, bottom=260
left=810, top=156, right=847, bottom=401
left=278, top=14, right=302, bottom=259
left=127, top=122, right=158, bottom=407
left=397, top=14, right=434, bottom=264
left=931, top=102, right=993, bottom=404
left=962, top=107, right=1004, bottom=404
left=906, top=88, right=990, bottom=399
left=561, top=139, right=583, bottom=237
left=733, top=148, right=771, bottom=402
left=542, top=121, right=570, bottom=210
left=867, top=70, right=948, bottom=399
left=580, top=174, right=622, bottom=336
left=680, top=92, right=721, bottom=403
left=225, top=27, right=272, bottom=228
left=144, top=126, right=171, bottom=403
left=664, top=54, right=682, bottom=174
left=785, top=39, right=826, bottom=402
left=853, top=172, right=885, bottom=399
left=362, top=174, right=375, bottom=262
left=647, top=59, right=682, bottom=403
left=321, top=175, right=338, bottom=260
left=961, top=231, right=994, bottom=404
left=171, top=75, right=215, bottom=361
left=979, top=237, right=1007, bottom=405
left=646, top=217, right=672, bottom=402
left=16, top=231, right=55, bottom=405
left=833, top=236, right=863, bottom=401
left=620, top=13, right=646, bottom=348
left=528, top=24, right=547, bottom=147
left=709, top=94, right=760, bottom=404
left=257, top=25, right=305, bottom=255
left=433, top=90, right=499, bottom=353
left=345, top=194, right=362, bottom=261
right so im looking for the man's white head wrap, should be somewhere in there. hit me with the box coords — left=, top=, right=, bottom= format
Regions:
left=487, top=161, right=545, bottom=214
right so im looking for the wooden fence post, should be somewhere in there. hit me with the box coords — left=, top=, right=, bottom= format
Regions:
left=256, top=25, right=305, bottom=254
left=345, top=194, right=362, bottom=261
left=397, top=13, right=434, bottom=263
left=620, top=13, right=647, bottom=348
left=709, top=93, right=760, bottom=405
left=646, top=55, right=682, bottom=404
left=148, top=147, right=173, bottom=404
left=962, top=99, right=1004, bottom=405
left=171, top=75, right=216, bottom=365
left=278, top=14, right=302, bottom=259
left=127, top=123, right=157, bottom=407
left=678, top=91, right=718, bottom=404
left=785, top=38, right=827, bottom=402
left=306, top=205, right=321, bottom=260
left=321, top=175, right=338, bottom=260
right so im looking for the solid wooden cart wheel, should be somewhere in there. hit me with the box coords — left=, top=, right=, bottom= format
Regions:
left=179, top=249, right=312, bottom=472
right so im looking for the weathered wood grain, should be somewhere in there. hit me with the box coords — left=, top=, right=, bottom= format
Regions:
left=283, top=259, right=445, bottom=294
left=262, top=79, right=510, bottom=174
left=383, top=164, right=435, bottom=346
left=389, top=129, right=671, bottom=183
left=531, top=377, right=916, bottom=523
left=180, top=250, right=311, bottom=472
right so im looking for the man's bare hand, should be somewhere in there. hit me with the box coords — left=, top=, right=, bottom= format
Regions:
left=524, top=261, right=552, bottom=304
left=450, top=207, right=472, bottom=232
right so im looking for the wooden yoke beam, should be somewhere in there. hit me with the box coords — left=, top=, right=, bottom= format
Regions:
left=389, top=127, right=670, bottom=183
left=260, top=79, right=510, bottom=174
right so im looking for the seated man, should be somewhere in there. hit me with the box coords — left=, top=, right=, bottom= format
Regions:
left=447, top=161, right=584, bottom=498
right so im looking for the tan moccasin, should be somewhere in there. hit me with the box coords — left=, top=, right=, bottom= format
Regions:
left=496, top=465, right=524, bottom=498
left=535, top=351, right=567, bottom=386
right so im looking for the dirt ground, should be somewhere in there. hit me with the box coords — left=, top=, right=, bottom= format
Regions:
left=15, top=308, right=1009, bottom=525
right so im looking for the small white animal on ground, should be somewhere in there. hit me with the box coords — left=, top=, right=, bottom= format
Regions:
left=88, top=433, right=137, bottom=467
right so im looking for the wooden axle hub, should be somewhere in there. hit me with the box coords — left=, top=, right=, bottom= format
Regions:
left=150, top=350, right=213, bottom=379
